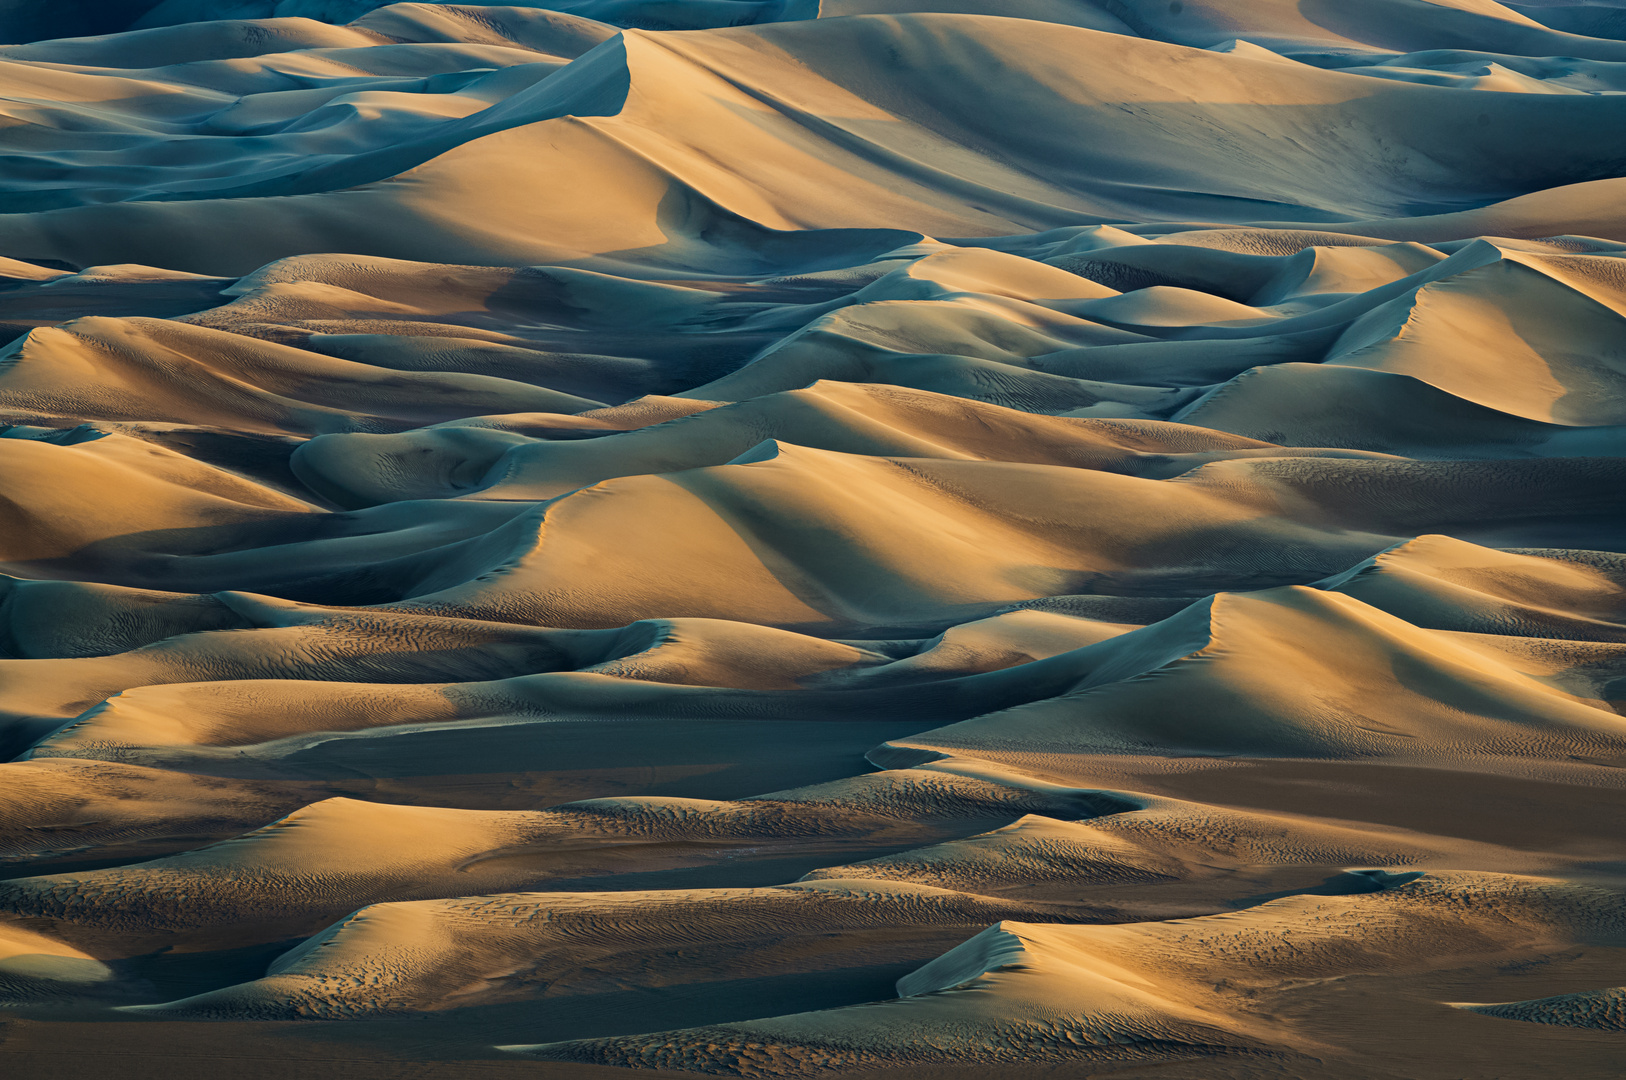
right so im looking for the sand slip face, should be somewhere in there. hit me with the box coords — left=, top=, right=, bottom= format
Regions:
left=7, top=1, right=1626, bottom=1077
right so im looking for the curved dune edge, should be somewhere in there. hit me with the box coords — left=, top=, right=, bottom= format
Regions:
left=1453, top=986, right=1626, bottom=1029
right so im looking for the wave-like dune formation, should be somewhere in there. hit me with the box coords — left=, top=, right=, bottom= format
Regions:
left=5, top=0, right=1626, bottom=1077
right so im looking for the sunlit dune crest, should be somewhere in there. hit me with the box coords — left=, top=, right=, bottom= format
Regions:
left=2, top=0, right=1626, bottom=1076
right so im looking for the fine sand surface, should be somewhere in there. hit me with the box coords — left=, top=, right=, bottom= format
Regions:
left=5, top=2, right=1626, bottom=1079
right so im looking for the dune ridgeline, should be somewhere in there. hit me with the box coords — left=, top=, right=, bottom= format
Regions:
left=4, top=1, right=1626, bottom=1077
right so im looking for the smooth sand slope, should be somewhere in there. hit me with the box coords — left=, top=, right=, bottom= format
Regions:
left=4, top=1, right=1626, bottom=1078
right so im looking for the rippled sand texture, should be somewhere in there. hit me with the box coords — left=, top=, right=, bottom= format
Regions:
left=5, top=1, right=1626, bottom=1077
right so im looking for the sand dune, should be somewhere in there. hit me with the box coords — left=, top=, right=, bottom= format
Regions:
left=799, top=798, right=1547, bottom=891
left=291, top=381, right=1386, bottom=506
left=14, top=539, right=1625, bottom=766
left=1457, top=985, right=1626, bottom=1029
left=391, top=449, right=1624, bottom=629
left=0, top=768, right=1117, bottom=943
left=901, top=585, right=1626, bottom=772
left=7, top=14, right=1626, bottom=274
left=1320, top=534, right=1626, bottom=639
left=516, top=871, right=1626, bottom=1070
left=0, top=919, right=113, bottom=1004
left=0, top=316, right=599, bottom=433
left=0, top=758, right=307, bottom=868
left=130, top=878, right=1075, bottom=1020
left=111, top=784, right=1547, bottom=1019
left=4, top=0, right=1626, bottom=1076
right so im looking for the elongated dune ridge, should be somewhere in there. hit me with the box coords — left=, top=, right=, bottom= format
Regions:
left=7, top=1, right=1626, bottom=1078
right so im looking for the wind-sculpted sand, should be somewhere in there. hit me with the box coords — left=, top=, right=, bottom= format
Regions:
left=3, top=1, right=1626, bottom=1078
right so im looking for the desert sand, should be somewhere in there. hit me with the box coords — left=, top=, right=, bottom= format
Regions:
left=2, top=1, right=1626, bottom=1078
